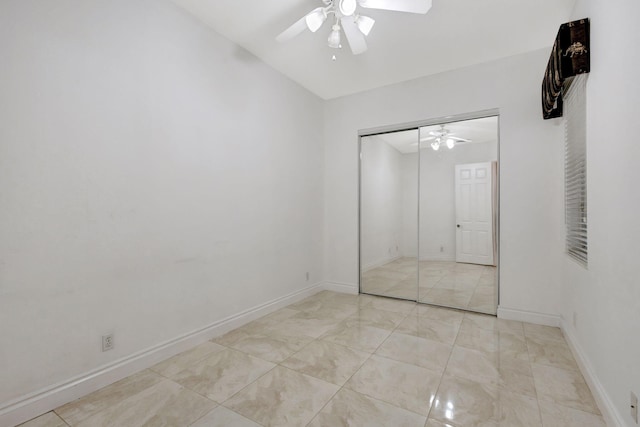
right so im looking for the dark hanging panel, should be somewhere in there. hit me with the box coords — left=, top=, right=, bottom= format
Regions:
left=542, top=18, right=590, bottom=119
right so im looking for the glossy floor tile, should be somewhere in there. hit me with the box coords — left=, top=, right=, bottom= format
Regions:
left=225, top=366, right=339, bottom=426
left=191, top=406, right=261, bottom=427
left=54, top=370, right=165, bottom=425
left=150, top=342, right=226, bottom=378
left=430, top=374, right=500, bottom=426
left=171, top=348, right=275, bottom=403
left=74, top=379, right=215, bottom=427
left=280, top=340, right=369, bottom=386
left=21, top=291, right=606, bottom=427
left=17, top=412, right=67, bottom=427
left=532, top=363, right=600, bottom=414
left=375, top=332, right=451, bottom=373
left=319, top=319, right=392, bottom=352
left=345, top=355, right=441, bottom=415
left=308, top=388, right=426, bottom=427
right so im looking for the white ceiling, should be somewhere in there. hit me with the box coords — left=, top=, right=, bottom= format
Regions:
left=170, top=0, right=576, bottom=99
left=372, top=116, right=498, bottom=154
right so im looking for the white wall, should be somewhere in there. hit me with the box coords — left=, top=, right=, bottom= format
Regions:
left=0, top=0, right=323, bottom=408
left=360, top=137, right=404, bottom=268
left=561, top=1, right=640, bottom=425
left=419, top=140, right=498, bottom=261
left=323, top=48, right=566, bottom=315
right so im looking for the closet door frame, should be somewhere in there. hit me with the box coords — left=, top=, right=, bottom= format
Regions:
left=358, top=108, right=500, bottom=312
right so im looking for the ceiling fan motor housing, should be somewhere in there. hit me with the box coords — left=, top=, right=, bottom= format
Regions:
left=339, top=0, right=358, bottom=16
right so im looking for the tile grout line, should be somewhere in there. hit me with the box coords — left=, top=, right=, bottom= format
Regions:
left=332, top=301, right=438, bottom=420
left=183, top=294, right=340, bottom=426
left=298, top=294, right=374, bottom=427
left=306, top=295, right=417, bottom=425
left=524, top=325, right=547, bottom=426
left=216, top=363, right=277, bottom=427
left=52, top=411, right=72, bottom=427
left=151, top=341, right=277, bottom=426
left=211, top=307, right=330, bottom=427
left=213, top=293, right=359, bottom=427
left=423, top=309, right=466, bottom=424
left=364, top=301, right=443, bottom=421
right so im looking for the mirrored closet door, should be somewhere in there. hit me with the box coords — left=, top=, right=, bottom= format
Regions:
left=360, top=129, right=419, bottom=301
left=417, top=116, right=499, bottom=314
left=360, top=115, right=499, bottom=315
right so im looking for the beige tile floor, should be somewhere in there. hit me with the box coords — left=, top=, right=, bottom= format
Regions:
left=19, top=291, right=605, bottom=427
left=362, top=259, right=498, bottom=315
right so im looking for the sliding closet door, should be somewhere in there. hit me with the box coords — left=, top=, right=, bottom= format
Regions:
left=359, top=129, right=419, bottom=300
left=417, top=117, right=499, bottom=314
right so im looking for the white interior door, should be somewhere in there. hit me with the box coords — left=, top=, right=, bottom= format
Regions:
left=455, top=162, right=494, bottom=265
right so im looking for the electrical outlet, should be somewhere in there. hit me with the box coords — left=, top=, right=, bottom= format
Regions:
left=102, top=334, right=114, bottom=352
left=631, top=391, right=638, bottom=423
left=306, top=272, right=310, bottom=281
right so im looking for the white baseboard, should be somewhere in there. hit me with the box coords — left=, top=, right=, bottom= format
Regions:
left=497, top=307, right=625, bottom=426
left=361, top=255, right=401, bottom=272
left=561, top=318, right=626, bottom=427
left=0, top=282, right=325, bottom=427
left=322, top=281, right=359, bottom=295
left=419, top=255, right=456, bottom=262
left=497, top=306, right=562, bottom=327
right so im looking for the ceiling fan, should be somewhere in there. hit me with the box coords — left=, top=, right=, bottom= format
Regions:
left=276, top=0, right=432, bottom=56
left=422, top=125, right=472, bottom=151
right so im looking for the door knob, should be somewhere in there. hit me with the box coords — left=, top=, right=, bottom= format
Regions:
left=457, top=224, right=461, bottom=228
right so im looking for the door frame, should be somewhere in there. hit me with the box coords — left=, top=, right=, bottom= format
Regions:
left=357, top=108, right=501, bottom=312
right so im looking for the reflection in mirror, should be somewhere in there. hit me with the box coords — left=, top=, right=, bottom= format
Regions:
left=360, top=129, right=418, bottom=300
left=418, top=116, right=499, bottom=314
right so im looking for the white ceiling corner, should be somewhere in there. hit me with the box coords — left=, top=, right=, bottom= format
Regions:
left=170, top=0, right=576, bottom=99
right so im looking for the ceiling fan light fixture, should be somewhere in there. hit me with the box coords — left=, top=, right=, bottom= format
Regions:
left=339, top=0, right=357, bottom=16
left=328, top=24, right=342, bottom=48
left=278, top=0, right=433, bottom=56
left=431, top=141, right=440, bottom=151
left=355, top=15, right=375, bottom=36
left=305, top=8, right=327, bottom=33
left=446, top=138, right=455, bottom=149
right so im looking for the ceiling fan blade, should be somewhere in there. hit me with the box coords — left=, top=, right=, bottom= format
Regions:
left=277, top=7, right=326, bottom=43
left=421, top=136, right=436, bottom=141
left=276, top=15, right=308, bottom=42
left=451, top=136, right=472, bottom=142
left=341, top=17, right=367, bottom=55
left=358, top=0, right=432, bottom=14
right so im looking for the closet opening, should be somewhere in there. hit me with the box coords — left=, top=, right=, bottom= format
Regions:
left=358, top=110, right=500, bottom=315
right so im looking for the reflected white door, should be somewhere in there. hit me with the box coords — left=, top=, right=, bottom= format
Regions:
left=455, top=162, right=494, bottom=265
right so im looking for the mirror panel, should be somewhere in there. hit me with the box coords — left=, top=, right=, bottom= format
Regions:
left=418, top=116, right=499, bottom=314
left=360, top=129, right=419, bottom=300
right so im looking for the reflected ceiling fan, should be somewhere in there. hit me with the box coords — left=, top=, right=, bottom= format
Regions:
left=276, top=0, right=432, bottom=56
left=422, top=125, right=472, bottom=151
